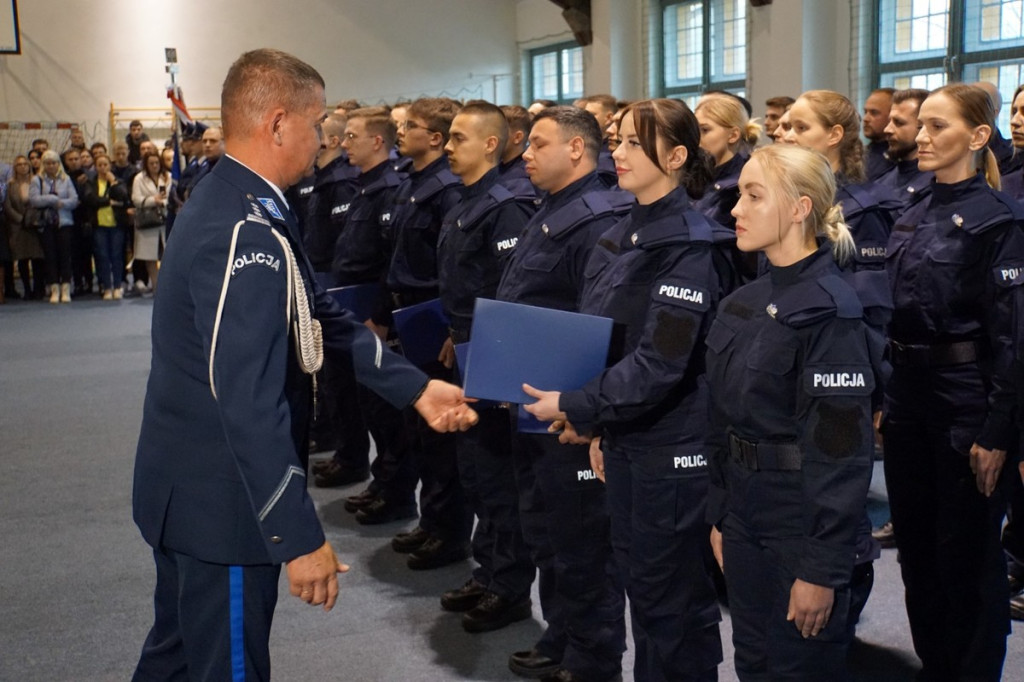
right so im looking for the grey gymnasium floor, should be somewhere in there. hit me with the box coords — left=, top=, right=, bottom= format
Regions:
left=2, top=296, right=1023, bottom=682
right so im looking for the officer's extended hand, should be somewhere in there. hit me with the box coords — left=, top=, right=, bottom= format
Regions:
left=787, top=579, right=834, bottom=638
left=415, top=379, right=478, bottom=432
left=522, top=384, right=566, bottom=422
left=969, top=442, right=1006, bottom=497
left=709, top=527, right=723, bottom=571
left=438, top=337, right=455, bottom=369
left=286, top=541, right=349, bottom=612
left=364, top=319, right=389, bottom=341
left=589, top=436, right=605, bottom=482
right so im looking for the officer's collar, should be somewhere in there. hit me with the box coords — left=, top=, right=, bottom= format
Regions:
left=461, top=166, right=499, bottom=200
left=410, top=154, right=449, bottom=181
left=931, top=172, right=987, bottom=205
left=713, top=152, right=746, bottom=182
left=769, top=242, right=832, bottom=286
left=543, top=172, right=603, bottom=213
left=222, top=154, right=290, bottom=212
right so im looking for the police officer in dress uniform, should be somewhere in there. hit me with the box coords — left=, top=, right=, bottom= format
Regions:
left=306, top=112, right=370, bottom=487
left=875, top=89, right=935, bottom=216
left=382, top=97, right=474, bottom=570
left=525, top=99, right=738, bottom=682
left=331, top=107, right=419, bottom=526
left=863, top=88, right=896, bottom=181
left=882, top=84, right=1024, bottom=682
left=1003, top=84, right=1024, bottom=204
left=130, top=48, right=475, bottom=682
left=496, top=106, right=633, bottom=681
left=784, top=91, right=900, bottom=275
left=706, top=144, right=891, bottom=681
left=434, top=101, right=537, bottom=632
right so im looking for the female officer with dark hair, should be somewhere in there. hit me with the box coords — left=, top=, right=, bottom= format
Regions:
left=704, top=143, right=890, bottom=680
left=883, top=82, right=1024, bottom=682
left=524, top=98, right=739, bottom=682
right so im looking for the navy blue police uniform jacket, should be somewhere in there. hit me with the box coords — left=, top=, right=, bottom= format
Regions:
left=704, top=243, right=892, bottom=587
left=304, top=155, right=360, bottom=273
left=133, top=156, right=429, bottom=567
left=386, top=155, right=462, bottom=298
left=695, top=152, right=746, bottom=232
left=437, top=166, right=536, bottom=338
left=496, top=172, right=632, bottom=311
left=865, top=140, right=895, bottom=182
left=558, top=186, right=740, bottom=445
left=873, top=158, right=934, bottom=216
left=886, top=173, right=1024, bottom=452
left=1002, top=165, right=1024, bottom=205
left=331, top=159, right=405, bottom=286
left=836, top=174, right=901, bottom=271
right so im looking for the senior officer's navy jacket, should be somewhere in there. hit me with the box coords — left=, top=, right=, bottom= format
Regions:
left=886, top=173, right=1024, bottom=451
left=559, top=187, right=739, bottom=444
left=133, top=156, right=428, bottom=567
left=437, top=166, right=535, bottom=336
left=386, top=155, right=462, bottom=297
left=695, top=152, right=746, bottom=232
left=704, top=243, right=891, bottom=587
left=332, top=158, right=404, bottom=285
left=496, top=172, right=631, bottom=311
left=875, top=158, right=934, bottom=215
left=1003, top=165, right=1024, bottom=204
left=865, top=140, right=895, bottom=181
left=305, top=154, right=360, bottom=273
left=836, top=175, right=900, bottom=271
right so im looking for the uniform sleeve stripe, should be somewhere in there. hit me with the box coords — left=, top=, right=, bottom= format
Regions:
left=374, top=335, right=383, bottom=369
left=229, top=566, right=246, bottom=682
left=258, top=465, right=306, bottom=521
left=209, top=220, right=247, bottom=400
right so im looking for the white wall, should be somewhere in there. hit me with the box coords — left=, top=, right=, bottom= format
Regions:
left=0, top=0, right=519, bottom=146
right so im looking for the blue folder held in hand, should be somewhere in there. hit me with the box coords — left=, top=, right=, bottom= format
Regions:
left=326, top=283, right=381, bottom=323
left=393, top=298, right=450, bottom=368
left=463, top=299, right=613, bottom=404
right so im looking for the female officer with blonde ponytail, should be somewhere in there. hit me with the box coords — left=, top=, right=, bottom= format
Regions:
left=704, top=144, right=890, bottom=681
left=882, top=82, right=1024, bottom=682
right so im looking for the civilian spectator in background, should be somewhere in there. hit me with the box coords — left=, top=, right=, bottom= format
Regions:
left=5, top=156, right=44, bottom=299
left=111, top=141, right=135, bottom=184
left=31, top=139, right=48, bottom=154
left=79, top=148, right=96, bottom=181
left=528, top=99, right=556, bottom=116
left=68, top=127, right=86, bottom=151
left=0, top=178, right=8, bottom=303
left=90, top=142, right=107, bottom=158
left=131, top=150, right=170, bottom=294
left=29, top=149, right=79, bottom=304
left=136, top=140, right=158, bottom=171
left=83, top=153, right=130, bottom=300
left=61, top=148, right=94, bottom=296
left=764, top=95, right=795, bottom=140
left=27, top=149, right=42, bottom=175
left=126, top=120, right=150, bottom=166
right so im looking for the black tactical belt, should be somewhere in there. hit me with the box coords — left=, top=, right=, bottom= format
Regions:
left=887, top=339, right=980, bottom=367
left=728, top=434, right=802, bottom=471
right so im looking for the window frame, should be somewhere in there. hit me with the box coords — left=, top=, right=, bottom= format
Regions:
left=872, top=0, right=1024, bottom=134
left=527, top=40, right=584, bottom=106
left=655, top=0, right=747, bottom=101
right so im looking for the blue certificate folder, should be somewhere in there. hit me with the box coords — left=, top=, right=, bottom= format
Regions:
left=462, top=299, right=613, bottom=405
left=326, top=283, right=381, bottom=323
left=393, top=299, right=450, bottom=367
left=455, top=342, right=553, bottom=434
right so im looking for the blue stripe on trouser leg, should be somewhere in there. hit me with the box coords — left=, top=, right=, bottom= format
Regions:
left=229, top=566, right=245, bottom=682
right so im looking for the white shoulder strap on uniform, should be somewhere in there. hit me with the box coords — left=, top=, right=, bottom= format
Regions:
left=207, top=222, right=323, bottom=400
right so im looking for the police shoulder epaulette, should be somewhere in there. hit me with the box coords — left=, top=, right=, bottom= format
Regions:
left=682, top=209, right=714, bottom=243
left=838, top=183, right=877, bottom=218
left=411, top=169, right=460, bottom=204
left=772, top=273, right=863, bottom=328
left=847, top=268, right=894, bottom=314
left=950, top=187, right=1022, bottom=235
left=487, top=182, right=515, bottom=205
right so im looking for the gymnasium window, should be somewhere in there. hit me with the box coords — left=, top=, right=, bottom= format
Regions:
left=530, top=42, right=584, bottom=105
left=875, top=0, right=1024, bottom=134
left=657, top=0, right=747, bottom=105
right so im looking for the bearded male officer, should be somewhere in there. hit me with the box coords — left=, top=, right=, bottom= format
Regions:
left=131, top=48, right=475, bottom=682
